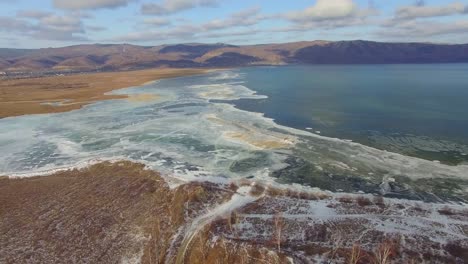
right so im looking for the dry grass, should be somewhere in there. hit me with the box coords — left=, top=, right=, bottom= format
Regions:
left=0, top=161, right=169, bottom=263
left=0, top=68, right=211, bottom=118
left=2, top=161, right=465, bottom=263
left=0, top=161, right=235, bottom=264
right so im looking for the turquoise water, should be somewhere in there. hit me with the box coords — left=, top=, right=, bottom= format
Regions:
left=231, top=64, right=468, bottom=164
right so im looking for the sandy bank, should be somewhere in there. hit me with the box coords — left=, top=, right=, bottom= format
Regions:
left=0, top=68, right=212, bottom=118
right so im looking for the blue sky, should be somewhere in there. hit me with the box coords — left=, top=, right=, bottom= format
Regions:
left=0, top=0, right=467, bottom=48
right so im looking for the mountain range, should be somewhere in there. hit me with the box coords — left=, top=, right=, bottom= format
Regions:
left=1, top=40, right=468, bottom=72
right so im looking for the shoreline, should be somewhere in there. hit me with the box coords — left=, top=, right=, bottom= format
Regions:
left=2, top=158, right=467, bottom=205
left=0, top=68, right=215, bottom=118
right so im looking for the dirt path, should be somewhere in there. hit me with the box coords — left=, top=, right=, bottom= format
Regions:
left=174, top=185, right=258, bottom=264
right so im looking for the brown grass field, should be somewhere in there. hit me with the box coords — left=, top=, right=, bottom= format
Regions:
left=0, top=68, right=211, bottom=118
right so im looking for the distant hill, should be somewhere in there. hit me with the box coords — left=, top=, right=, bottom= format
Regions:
left=1, top=40, right=468, bottom=72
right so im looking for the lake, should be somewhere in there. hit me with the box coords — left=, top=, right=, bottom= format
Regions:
left=231, top=64, right=468, bottom=165
left=1, top=65, right=467, bottom=201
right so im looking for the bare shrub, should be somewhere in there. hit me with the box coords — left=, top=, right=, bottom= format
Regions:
left=284, top=189, right=296, bottom=198
left=297, top=191, right=314, bottom=200
left=266, top=186, right=330, bottom=201
left=228, top=182, right=239, bottom=192
left=413, top=203, right=423, bottom=212
left=238, top=244, right=250, bottom=264
left=250, top=183, right=265, bottom=196
left=238, top=179, right=252, bottom=187
left=273, top=212, right=286, bottom=252
left=348, top=244, right=364, bottom=264
left=338, top=196, right=353, bottom=204
left=325, top=228, right=344, bottom=263
left=266, top=186, right=285, bottom=197
left=299, top=191, right=328, bottom=200
left=372, top=240, right=397, bottom=264
left=197, top=233, right=207, bottom=261
left=151, top=218, right=163, bottom=263
left=315, top=192, right=331, bottom=200
left=373, top=196, right=385, bottom=209
left=227, top=210, right=240, bottom=236
left=214, top=237, right=233, bottom=264
left=356, top=196, right=372, bottom=207
left=445, top=241, right=468, bottom=260
left=438, top=206, right=455, bottom=216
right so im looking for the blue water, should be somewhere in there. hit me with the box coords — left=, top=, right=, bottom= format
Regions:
left=1, top=68, right=467, bottom=202
left=230, top=64, right=468, bottom=164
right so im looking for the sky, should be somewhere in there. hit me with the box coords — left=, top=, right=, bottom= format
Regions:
left=0, top=0, right=467, bottom=48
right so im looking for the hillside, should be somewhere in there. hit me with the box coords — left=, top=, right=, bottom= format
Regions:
left=1, top=40, right=468, bottom=72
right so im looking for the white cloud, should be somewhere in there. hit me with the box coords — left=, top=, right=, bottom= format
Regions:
left=379, top=19, right=468, bottom=39
left=0, top=17, right=34, bottom=33
left=286, top=0, right=358, bottom=22
left=16, top=10, right=51, bottom=19
left=1, top=12, right=88, bottom=42
left=53, top=0, right=134, bottom=10
left=87, top=25, right=107, bottom=32
left=279, top=0, right=377, bottom=33
left=281, top=0, right=377, bottom=32
left=380, top=1, right=468, bottom=41
left=202, top=7, right=262, bottom=30
left=115, top=7, right=264, bottom=43
left=141, top=0, right=218, bottom=15
left=143, top=17, right=171, bottom=27
left=202, top=29, right=261, bottom=39
left=395, top=2, right=466, bottom=20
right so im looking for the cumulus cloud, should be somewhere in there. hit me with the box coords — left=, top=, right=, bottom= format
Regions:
left=285, top=0, right=363, bottom=23
left=378, top=19, right=468, bottom=40
left=33, top=14, right=87, bottom=41
left=282, top=0, right=377, bottom=30
left=141, top=0, right=218, bottom=15
left=113, top=25, right=196, bottom=42
left=16, top=10, right=51, bottom=19
left=202, top=29, right=261, bottom=39
left=53, top=0, right=134, bottom=10
left=0, top=17, right=34, bottom=33
left=379, top=1, right=468, bottom=41
left=394, top=1, right=466, bottom=20
left=0, top=11, right=89, bottom=42
left=202, top=7, right=262, bottom=30
left=87, top=25, right=107, bottom=32
left=115, top=6, right=264, bottom=42
left=143, top=17, right=171, bottom=27
left=4, top=0, right=468, bottom=46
